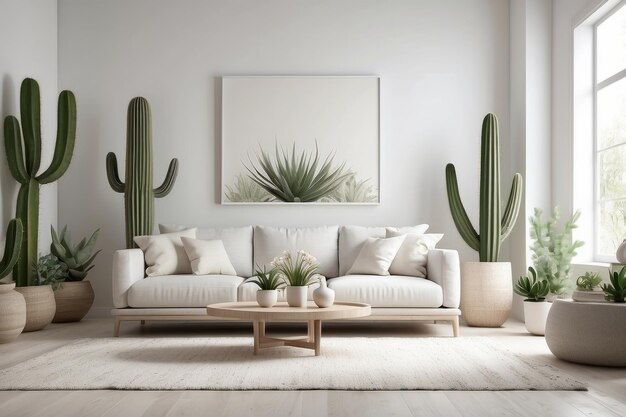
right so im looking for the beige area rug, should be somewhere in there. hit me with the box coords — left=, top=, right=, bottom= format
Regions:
left=0, top=337, right=585, bottom=391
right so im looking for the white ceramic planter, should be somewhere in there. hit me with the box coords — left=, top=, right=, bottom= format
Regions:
left=460, top=262, right=513, bottom=327
left=256, top=290, right=278, bottom=308
left=523, top=301, right=552, bottom=336
left=0, top=283, right=26, bottom=344
left=313, top=280, right=335, bottom=308
left=286, top=286, right=308, bottom=307
left=617, top=239, right=626, bottom=264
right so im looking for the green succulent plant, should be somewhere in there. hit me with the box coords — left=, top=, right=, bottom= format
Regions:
left=325, top=174, right=378, bottom=203
left=225, top=174, right=273, bottom=202
left=50, top=226, right=100, bottom=281
left=576, top=272, right=603, bottom=291
left=272, top=250, right=319, bottom=286
left=249, top=266, right=284, bottom=291
left=245, top=142, right=352, bottom=202
left=602, top=266, right=626, bottom=302
left=34, top=254, right=68, bottom=290
left=0, top=219, right=23, bottom=280
left=514, top=267, right=550, bottom=302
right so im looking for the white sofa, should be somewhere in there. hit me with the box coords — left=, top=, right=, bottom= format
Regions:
left=111, top=225, right=461, bottom=336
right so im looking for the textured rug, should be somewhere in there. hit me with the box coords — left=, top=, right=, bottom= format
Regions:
left=0, top=337, right=585, bottom=391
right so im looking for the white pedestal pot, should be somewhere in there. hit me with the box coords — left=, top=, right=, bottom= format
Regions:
left=523, top=301, right=552, bottom=336
left=286, top=286, right=308, bottom=307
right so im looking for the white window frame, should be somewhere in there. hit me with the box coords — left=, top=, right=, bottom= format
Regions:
left=593, top=0, right=626, bottom=263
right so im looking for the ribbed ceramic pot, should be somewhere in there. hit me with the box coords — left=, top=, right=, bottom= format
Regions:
left=53, top=281, right=95, bottom=323
left=0, top=283, right=26, bottom=343
left=15, top=285, right=56, bottom=332
left=313, top=280, right=335, bottom=308
left=460, top=262, right=512, bottom=327
left=256, top=289, right=278, bottom=308
left=286, top=286, right=308, bottom=308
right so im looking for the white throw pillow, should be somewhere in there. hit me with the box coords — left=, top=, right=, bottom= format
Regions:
left=346, top=236, right=406, bottom=276
left=386, top=229, right=444, bottom=277
left=181, top=237, right=237, bottom=276
left=133, top=228, right=197, bottom=276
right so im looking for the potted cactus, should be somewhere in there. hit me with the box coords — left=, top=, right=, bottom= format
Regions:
left=249, top=266, right=284, bottom=308
left=514, top=267, right=551, bottom=335
left=0, top=219, right=26, bottom=343
left=4, top=78, right=77, bottom=331
left=445, top=113, right=523, bottom=327
left=48, top=226, right=100, bottom=322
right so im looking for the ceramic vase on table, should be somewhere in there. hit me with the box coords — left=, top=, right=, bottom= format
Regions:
left=52, top=281, right=95, bottom=323
left=15, top=285, right=56, bottom=332
left=256, top=289, right=278, bottom=308
left=286, top=286, right=308, bottom=307
left=313, top=279, right=335, bottom=308
left=0, top=283, right=26, bottom=343
left=616, top=240, right=626, bottom=264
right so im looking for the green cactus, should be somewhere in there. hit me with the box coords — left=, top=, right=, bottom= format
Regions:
left=445, top=113, right=523, bottom=262
left=106, top=97, right=178, bottom=248
left=0, top=219, right=23, bottom=279
left=3, top=78, right=76, bottom=286
left=50, top=225, right=101, bottom=281
left=602, top=266, right=626, bottom=302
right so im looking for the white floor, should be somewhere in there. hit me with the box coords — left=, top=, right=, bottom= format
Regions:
left=0, top=318, right=624, bottom=417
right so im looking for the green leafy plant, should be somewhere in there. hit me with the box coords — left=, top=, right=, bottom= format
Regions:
left=576, top=272, right=603, bottom=291
left=271, top=250, right=319, bottom=286
left=225, top=174, right=272, bottom=202
left=602, top=266, right=626, bottom=302
left=4, top=78, right=77, bottom=286
left=245, top=142, right=352, bottom=202
left=325, top=174, right=378, bottom=203
left=530, top=207, right=584, bottom=296
left=514, top=267, right=550, bottom=301
left=249, top=266, right=284, bottom=290
left=50, top=226, right=101, bottom=281
left=34, top=254, right=68, bottom=290
left=445, top=113, right=523, bottom=262
left=106, top=97, right=179, bottom=248
left=0, top=219, right=23, bottom=280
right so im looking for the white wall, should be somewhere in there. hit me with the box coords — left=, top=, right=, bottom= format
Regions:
left=57, top=0, right=511, bottom=314
left=0, top=0, right=58, bottom=279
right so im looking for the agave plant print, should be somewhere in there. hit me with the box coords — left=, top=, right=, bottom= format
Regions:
left=221, top=76, right=380, bottom=204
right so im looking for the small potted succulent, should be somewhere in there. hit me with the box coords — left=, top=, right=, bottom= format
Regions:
left=602, top=266, right=626, bottom=303
left=514, top=267, right=551, bottom=335
left=572, top=272, right=604, bottom=302
left=249, top=266, right=284, bottom=308
left=272, top=250, right=318, bottom=308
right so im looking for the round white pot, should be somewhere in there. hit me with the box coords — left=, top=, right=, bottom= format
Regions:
left=313, top=279, right=335, bottom=308
left=460, top=262, right=513, bottom=327
left=286, top=286, right=308, bottom=308
left=523, top=301, right=552, bottom=336
left=256, top=290, right=278, bottom=308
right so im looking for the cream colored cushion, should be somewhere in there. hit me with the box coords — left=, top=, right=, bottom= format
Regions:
left=159, top=225, right=253, bottom=277
left=346, top=236, right=405, bottom=276
left=127, top=275, right=243, bottom=307
left=386, top=229, right=444, bottom=277
left=133, top=229, right=197, bottom=276
left=338, top=225, right=429, bottom=276
left=328, top=275, right=444, bottom=307
left=181, top=237, right=237, bottom=276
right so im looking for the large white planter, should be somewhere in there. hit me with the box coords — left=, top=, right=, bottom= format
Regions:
left=286, top=286, right=308, bottom=308
left=460, top=262, right=512, bottom=327
left=256, top=290, right=278, bottom=308
left=523, top=301, right=552, bottom=336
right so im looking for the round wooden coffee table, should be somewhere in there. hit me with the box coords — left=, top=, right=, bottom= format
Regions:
left=207, top=301, right=371, bottom=356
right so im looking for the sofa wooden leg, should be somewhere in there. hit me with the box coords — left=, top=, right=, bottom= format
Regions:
left=451, top=317, right=459, bottom=337
left=114, top=317, right=121, bottom=337
left=140, top=320, right=146, bottom=325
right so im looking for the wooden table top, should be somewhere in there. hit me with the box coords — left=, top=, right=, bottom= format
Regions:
left=207, top=301, right=371, bottom=321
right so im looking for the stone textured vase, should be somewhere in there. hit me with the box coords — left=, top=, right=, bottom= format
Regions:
left=256, top=289, right=278, bottom=308
left=286, top=286, right=308, bottom=308
left=15, top=285, right=56, bottom=332
left=53, top=281, right=95, bottom=323
left=0, top=283, right=26, bottom=343
left=523, top=301, right=552, bottom=336
left=460, top=262, right=512, bottom=327
left=313, top=279, right=335, bottom=308
left=616, top=239, right=626, bottom=264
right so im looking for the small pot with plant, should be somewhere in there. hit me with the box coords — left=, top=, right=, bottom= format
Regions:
left=514, top=267, right=551, bottom=335
left=602, top=266, right=626, bottom=303
left=272, top=250, right=319, bottom=308
left=572, top=272, right=604, bottom=302
left=0, top=219, right=26, bottom=344
left=249, top=266, right=284, bottom=308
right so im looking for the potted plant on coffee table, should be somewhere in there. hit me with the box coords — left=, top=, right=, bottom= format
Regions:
left=445, top=113, right=523, bottom=327
left=514, top=267, right=550, bottom=335
left=250, top=266, right=284, bottom=308
left=272, top=250, right=318, bottom=307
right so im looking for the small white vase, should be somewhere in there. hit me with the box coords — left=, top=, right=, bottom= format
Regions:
left=523, top=301, right=553, bottom=336
left=616, top=239, right=626, bottom=264
left=256, top=290, right=278, bottom=308
left=313, top=279, right=335, bottom=308
left=286, top=286, right=308, bottom=308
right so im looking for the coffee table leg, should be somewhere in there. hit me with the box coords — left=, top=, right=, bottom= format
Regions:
left=307, top=320, right=314, bottom=342
left=253, top=320, right=260, bottom=355
left=314, top=320, right=321, bottom=356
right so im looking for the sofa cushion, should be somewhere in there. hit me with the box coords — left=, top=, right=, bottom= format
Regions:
left=338, top=225, right=429, bottom=276
left=386, top=230, right=444, bottom=277
left=346, top=236, right=405, bottom=276
left=181, top=237, right=237, bottom=276
left=159, top=224, right=253, bottom=277
left=127, top=275, right=243, bottom=308
left=134, top=229, right=197, bottom=276
left=254, top=226, right=339, bottom=278
left=328, top=275, right=443, bottom=307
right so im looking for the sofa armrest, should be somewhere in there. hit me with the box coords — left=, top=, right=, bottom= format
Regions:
left=427, top=248, right=460, bottom=308
left=112, top=249, right=145, bottom=308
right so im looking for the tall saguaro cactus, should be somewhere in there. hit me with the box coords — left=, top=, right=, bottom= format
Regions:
left=0, top=219, right=23, bottom=279
left=106, top=97, right=179, bottom=248
left=445, top=113, right=523, bottom=262
left=3, top=78, right=77, bottom=286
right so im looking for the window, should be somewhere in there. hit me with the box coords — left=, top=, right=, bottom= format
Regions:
left=595, top=2, right=626, bottom=261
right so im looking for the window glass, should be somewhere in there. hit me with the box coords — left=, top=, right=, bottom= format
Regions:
left=597, top=4, right=626, bottom=82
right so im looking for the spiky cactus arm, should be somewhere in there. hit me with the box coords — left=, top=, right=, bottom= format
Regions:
left=153, top=158, right=179, bottom=197
left=0, top=219, right=23, bottom=279
left=445, top=164, right=480, bottom=251
left=478, top=113, right=501, bottom=262
left=106, top=152, right=126, bottom=192
left=3, top=117, right=29, bottom=184
left=15, top=180, right=39, bottom=286
left=20, top=78, right=42, bottom=175
left=501, top=173, right=523, bottom=240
